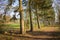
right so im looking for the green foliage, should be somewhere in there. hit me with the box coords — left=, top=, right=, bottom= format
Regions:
left=40, top=0, right=52, bottom=9
left=31, top=0, right=55, bottom=26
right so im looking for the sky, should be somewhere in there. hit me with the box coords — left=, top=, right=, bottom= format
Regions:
left=0, top=0, right=19, bottom=18
left=0, top=0, right=28, bottom=18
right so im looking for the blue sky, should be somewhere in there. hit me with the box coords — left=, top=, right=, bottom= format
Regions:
left=0, top=0, right=28, bottom=18
left=0, top=0, right=19, bottom=18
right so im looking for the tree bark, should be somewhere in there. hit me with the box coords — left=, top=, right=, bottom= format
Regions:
left=29, top=0, right=33, bottom=32
left=19, top=0, right=25, bottom=34
left=36, top=4, right=40, bottom=28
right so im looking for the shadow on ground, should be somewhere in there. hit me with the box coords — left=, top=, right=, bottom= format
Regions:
left=26, top=31, right=60, bottom=37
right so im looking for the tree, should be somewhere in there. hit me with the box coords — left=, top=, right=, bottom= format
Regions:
left=52, top=0, right=60, bottom=24
left=19, top=0, right=25, bottom=34
left=3, top=0, right=13, bottom=22
left=28, top=0, right=33, bottom=31
left=31, top=0, right=52, bottom=26
left=10, top=14, right=17, bottom=22
left=35, top=3, right=40, bottom=28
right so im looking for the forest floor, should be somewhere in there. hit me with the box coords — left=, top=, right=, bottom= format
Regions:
left=0, top=27, right=60, bottom=40
left=0, top=23, right=60, bottom=40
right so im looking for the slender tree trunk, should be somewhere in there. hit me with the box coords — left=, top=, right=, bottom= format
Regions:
left=29, top=0, right=33, bottom=31
left=59, top=14, right=60, bottom=24
left=19, top=0, right=25, bottom=34
left=26, top=12, right=29, bottom=27
left=36, top=5, right=40, bottom=28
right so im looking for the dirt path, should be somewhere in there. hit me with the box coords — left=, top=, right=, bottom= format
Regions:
left=0, top=33, right=60, bottom=40
left=0, top=27, right=60, bottom=40
left=0, top=31, right=60, bottom=40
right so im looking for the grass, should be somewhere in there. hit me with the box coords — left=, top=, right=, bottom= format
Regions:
left=5, top=24, right=20, bottom=28
left=0, top=23, right=20, bottom=31
left=0, top=23, right=20, bottom=28
left=0, top=23, right=60, bottom=32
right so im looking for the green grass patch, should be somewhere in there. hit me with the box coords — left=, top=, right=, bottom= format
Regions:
left=5, top=24, right=20, bottom=28
left=0, top=23, right=20, bottom=29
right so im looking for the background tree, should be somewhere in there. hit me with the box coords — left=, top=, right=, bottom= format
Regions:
left=28, top=0, right=33, bottom=31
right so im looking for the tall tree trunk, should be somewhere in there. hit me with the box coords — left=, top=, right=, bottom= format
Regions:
left=29, top=0, right=33, bottom=31
left=26, top=12, right=29, bottom=27
left=59, top=14, right=60, bottom=24
left=19, top=0, right=25, bottom=34
left=36, top=5, right=40, bottom=28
